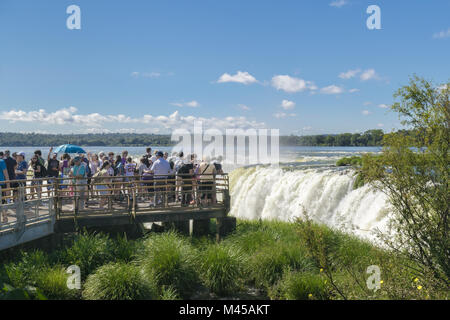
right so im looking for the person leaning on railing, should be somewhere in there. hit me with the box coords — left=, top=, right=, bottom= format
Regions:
left=198, top=157, right=217, bottom=207
left=70, top=156, right=87, bottom=210
left=0, top=153, right=11, bottom=223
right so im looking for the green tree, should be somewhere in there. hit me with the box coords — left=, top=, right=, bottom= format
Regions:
left=361, top=76, right=449, bottom=285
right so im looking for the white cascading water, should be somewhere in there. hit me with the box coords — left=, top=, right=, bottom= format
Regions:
left=229, top=165, right=393, bottom=242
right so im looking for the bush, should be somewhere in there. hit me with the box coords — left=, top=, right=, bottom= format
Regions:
left=336, top=156, right=362, bottom=167
left=139, top=231, right=199, bottom=298
left=109, top=234, right=144, bottom=263
left=247, top=243, right=314, bottom=290
left=35, top=266, right=79, bottom=300
left=83, top=262, right=157, bottom=300
left=196, top=244, right=246, bottom=295
left=4, top=250, right=50, bottom=288
left=270, top=270, right=329, bottom=300
left=64, top=232, right=112, bottom=278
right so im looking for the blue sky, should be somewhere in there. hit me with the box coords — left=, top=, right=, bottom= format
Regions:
left=0, top=0, right=449, bottom=135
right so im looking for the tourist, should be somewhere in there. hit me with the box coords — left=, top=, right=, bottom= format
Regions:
left=15, top=152, right=28, bottom=200
left=29, top=155, right=45, bottom=199
left=3, top=150, right=17, bottom=196
left=138, top=157, right=153, bottom=200
left=70, top=156, right=87, bottom=210
left=146, top=147, right=152, bottom=159
left=0, top=154, right=10, bottom=223
left=46, top=148, right=60, bottom=196
left=150, top=151, right=171, bottom=206
left=198, top=156, right=217, bottom=206
left=34, top=150, right=46, bottom=168
left=94, top=161, right=112, bottom=209
left=178, top=155, right=194, bottom=206
left=121, top=151, right=128, bottom=166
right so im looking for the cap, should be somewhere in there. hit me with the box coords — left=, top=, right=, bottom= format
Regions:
left=18, top=151, right=26, bottom=157
left=156, top=151, right=164, bottom=157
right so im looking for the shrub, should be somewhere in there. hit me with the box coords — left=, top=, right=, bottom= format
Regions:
left=247, top=243, right=314, bottom=290
left=109, top=234, right=144, bottom=263
left=196, top=243, right=246, bottom=295
left=4, top=250, right=50, bottom=288
left=35, top=266, right=79, bottom=300
left=64, top=232, right=112, bottom=278
left=139, top=231, right=199, bottom=298
left=83, top=262, right=157, bottom=300
left=336, top=156, right=362, bottom=167
left=270, top=270, right=329, bottom=300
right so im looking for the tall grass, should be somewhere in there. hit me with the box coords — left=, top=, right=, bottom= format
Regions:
left=196, top=243, right=246, bottom=295
left=83, top=262, right=157, bottom=300
left=4, top=250, right=50, bottom=288
left=63, top=232, right=112, bottom=278
left=269, top=270, right=329, bottom=300
left=138, top=231, right=199, bottom=298
left=35, top=266, right=80, bottom=300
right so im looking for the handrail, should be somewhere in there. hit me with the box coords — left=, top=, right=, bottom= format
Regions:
left=1, top=173, right=230, bottom=221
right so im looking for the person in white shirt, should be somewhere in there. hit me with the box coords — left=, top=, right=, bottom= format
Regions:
left=151, top=151, right=171, bottom=206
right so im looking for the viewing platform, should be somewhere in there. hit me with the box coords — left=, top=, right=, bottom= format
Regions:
left=0, top=174, right=234, bottom=251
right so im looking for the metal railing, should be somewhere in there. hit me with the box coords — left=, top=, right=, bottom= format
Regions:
left=1, top=173, right=230, bottom=224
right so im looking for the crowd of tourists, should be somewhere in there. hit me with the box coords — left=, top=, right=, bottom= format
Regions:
left=0, top=147, right=224, bottom=221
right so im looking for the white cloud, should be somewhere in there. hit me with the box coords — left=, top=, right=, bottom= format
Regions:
left=377, top=123, right=384, bottom=127
left=363, top=101, right=372, bottom=106
left=170, top=100, right=200, bottom=108
left=360, top=69, right=380, bottom=81
left=362, top=110, right=371, bottom=116
left=348, top=88, right=360, bottom=93
left=217, top=71, right=257, bottom=85
left=437, top=84, right=448, bottom=92
left=339, top=69, right=361, bottom=79
left=131, top=71, right=161, bottom=78
left=273, top=112, right=296, bottom=119
left=0, top=107, right=266, bottom=132
left=329, top=0, right=348, bottom=8
left=378, top=104, right=389, bottom=109
left=271, top=75, right=317, bottom=93
left=238, top=104, right=251, bottom=111
left=320, top=85, right=344, bottom=95
left=281, top=99, right=295, bottom=110
left=433, top=28, right=450, bottom=39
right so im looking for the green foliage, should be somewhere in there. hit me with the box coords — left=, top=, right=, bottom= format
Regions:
left=109, top=234, right=144, bottom=263
left=83, top=262, right=157, bottom=300
left=281, top=129, right=385, bottom=146
left=35, top=266, right=79, bottom=300
left=64, top=232, right=112, bottom=278
left=159, top=286, right=180, bottom=300
left=0, top=130, right=387, bottom=147
left=336, top=156, right=363, bottom=167
left=196, top=243, right=246, bottom=295
left=361, top=76, right=449, bottom=285
left=269, top=270, right=329, bottom=300
left=4, top=250, right=50, bottom=288
left=138, top=231, right=199, bottom=298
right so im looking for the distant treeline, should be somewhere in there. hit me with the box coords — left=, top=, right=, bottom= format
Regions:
left=280, top=129, right=386, bottom=147
left=0, top=129, right=396, bottom=147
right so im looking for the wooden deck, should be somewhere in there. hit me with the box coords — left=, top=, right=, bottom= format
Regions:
left=0, top=174, right=232, bottom=250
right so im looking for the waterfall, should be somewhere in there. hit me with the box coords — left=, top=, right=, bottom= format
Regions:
left=229, top=165, right=393, bottom=241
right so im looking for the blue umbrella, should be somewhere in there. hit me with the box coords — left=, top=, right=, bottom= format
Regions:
left=53, top=144, right=87, bottom=154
